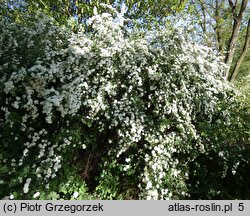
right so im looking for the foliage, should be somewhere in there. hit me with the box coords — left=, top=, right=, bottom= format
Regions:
left=0, top=9, right=249, bottom=200
left=0, top=0, right=187, bottom=31
left=188, top=95, right=250, bottom=199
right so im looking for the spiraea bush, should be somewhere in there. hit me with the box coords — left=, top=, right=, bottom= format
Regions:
left=0, top=9, right=249, bottom=200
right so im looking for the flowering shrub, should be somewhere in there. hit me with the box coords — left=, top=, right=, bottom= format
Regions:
left=0, top=10, right=248, bottom=200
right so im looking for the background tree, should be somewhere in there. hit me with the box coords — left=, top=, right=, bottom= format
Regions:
left=230, top=18, right=250, bottom=82
left=187, top=0, right=250, bottom=82
left=0, top=0, right=187, bottom=31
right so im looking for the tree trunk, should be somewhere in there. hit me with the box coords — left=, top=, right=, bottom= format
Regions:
left=215, top=0, right=223, bottom=52
left=200, top=0, right=207, bottom=34
left=224, top=0, right=248, bottom=80
left=230, top=18, right=250, bottom=82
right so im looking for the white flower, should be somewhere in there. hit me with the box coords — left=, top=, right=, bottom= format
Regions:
left=23, top=178, right=32, bottom=194
left=33, top=192, right=40, bottom=198
left=73, top=191, right=79, bottom=198
left=13, top=101, right=19, bottom=109
left=173, top=169, right=179, bottom=177
left=93, top=6, right=98, bottom=15
left=125, top=158, right=131, bottom=163
left=4, top=81, right=14, bottom=93
left=151, top=190, right=158, bottom=199
left=23, top=149, right=29, bottom=157
left=100, top=48, right=111, bottom=57
left=218, top=151, right=224, bottom=157
left=146, top=181, right=152, bottom=190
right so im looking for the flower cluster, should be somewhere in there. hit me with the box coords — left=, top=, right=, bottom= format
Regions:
left=0, top=10, right=240, bottom=199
